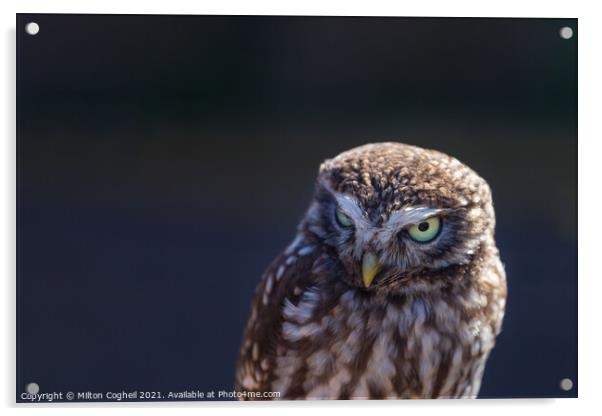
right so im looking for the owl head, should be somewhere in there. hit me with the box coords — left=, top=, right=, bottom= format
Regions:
left=302, top=142, right=496, bottom=295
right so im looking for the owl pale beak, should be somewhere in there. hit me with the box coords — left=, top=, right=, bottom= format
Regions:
left=362, top=252, right=382, bottom=288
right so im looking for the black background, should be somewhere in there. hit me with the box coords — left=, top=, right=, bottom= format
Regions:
left=17, top=14, right=577, bottom=400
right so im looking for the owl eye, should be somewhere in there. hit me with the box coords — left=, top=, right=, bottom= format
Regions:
left=407, top=217, right=442, bottom=243
left=335, top=207, right=354, bottom=228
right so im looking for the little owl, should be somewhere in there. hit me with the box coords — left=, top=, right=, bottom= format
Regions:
left=236, top=142, right=507, bottom=399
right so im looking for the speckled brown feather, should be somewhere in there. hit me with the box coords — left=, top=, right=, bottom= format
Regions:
left=236, top=142, right=506, bottom=400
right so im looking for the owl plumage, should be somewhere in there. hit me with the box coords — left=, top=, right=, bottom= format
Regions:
left=236, top=142, right=506, bottom=400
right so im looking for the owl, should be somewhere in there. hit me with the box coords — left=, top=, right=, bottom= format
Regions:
left=235, top=142, right=506, bottom=400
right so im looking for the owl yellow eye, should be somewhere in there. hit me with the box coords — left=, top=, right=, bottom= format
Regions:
left=335, top=207, right=354, bottom=228
left=407, top=217, right=441, bottom=243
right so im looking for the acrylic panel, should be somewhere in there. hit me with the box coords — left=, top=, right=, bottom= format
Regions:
left=16, top=14, right=577, bottom=402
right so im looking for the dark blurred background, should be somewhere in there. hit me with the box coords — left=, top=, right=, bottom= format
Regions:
left=16, top=14, right=577, bottom=400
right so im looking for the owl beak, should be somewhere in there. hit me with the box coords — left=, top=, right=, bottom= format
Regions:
left=362, top=252, right=382, bottom=288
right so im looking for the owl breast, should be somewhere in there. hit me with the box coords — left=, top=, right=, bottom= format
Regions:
left=273, top=287, right=497, bottom=399
left=236, top=236, right=506, bottom=400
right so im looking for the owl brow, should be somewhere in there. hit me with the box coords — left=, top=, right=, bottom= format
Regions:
left=332, top=193, right=369, bottom=228
left=384, top=206, right=447, bottom=230
left=318, top=178, right=371, bottom=228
